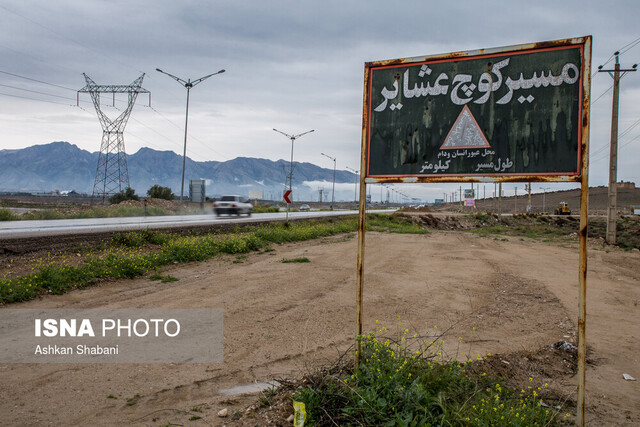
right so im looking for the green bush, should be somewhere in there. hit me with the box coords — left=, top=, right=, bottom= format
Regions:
left=295, top=331, right=569, bottom=426
left=20, top=210, right=66, bottom=220
left=112, top=230, right=169, bottom=247
left=0, top=208, right=18, bottom=221
left=146, top=184, right=175, bottom=200
left=0, top=215, right=427, bottom=304
left=109, top=187, right=139, bottom=204
left=253, top=206, right=281, bottom=214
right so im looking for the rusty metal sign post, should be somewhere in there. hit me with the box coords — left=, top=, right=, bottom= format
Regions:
left=356, top=36, right=591, bottom=425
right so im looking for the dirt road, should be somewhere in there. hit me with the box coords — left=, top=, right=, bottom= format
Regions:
left=0, top=230, right=638, bottom=426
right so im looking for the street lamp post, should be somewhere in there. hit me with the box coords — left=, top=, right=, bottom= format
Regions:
left=321, top=152, right=336, bottom=210
left=540, top=187, right=551, bottom=214
left=346, top=166, right=358, bottom=203
left=273, top=128, right=314, bottom=220
left=156, top=68, right=225, bottom=202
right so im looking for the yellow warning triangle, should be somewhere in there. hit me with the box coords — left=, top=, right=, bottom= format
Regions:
left=440, top=105, right=491, bottom=150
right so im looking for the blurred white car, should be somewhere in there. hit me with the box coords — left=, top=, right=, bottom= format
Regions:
left=213, top=195, right=253, bottom=216
left=299, top=204, right=311, bottom=211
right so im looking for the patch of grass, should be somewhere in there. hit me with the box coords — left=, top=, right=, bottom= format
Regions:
left=126, top=393, right=140, bottom=406
left=188, top=415, right=202, bottom=421
left=281, top=257, right=310, bottom=263
left=149, top=272, right=163, bottom=281
left=149, top=272, right=178, bottom=283
left=367, top=213, right=427, bottom=234
left=16, top=205, right=175, bottom=221
left=0, top=208, right=18, bottom=221
left=469, top=217, right=576, bottom=241
left=259, top=387, right=278, bottom=408
left=233, top=254, right=248, bottom=263
left=294, top=329, right=570, bottom=426
left=590, top=216, right=640, bottom=250
left=112, top=229, right=170, bottom=247
left=106, top=394, right=116, bottom=399
left=0, top=215, right=426, bottom=304
left=253, top=205, right=281, bottom=214
left=467, top=214, right=638, bottom=250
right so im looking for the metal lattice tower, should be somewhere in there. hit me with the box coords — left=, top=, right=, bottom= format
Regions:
left=78, top=73, right=150, bottom=203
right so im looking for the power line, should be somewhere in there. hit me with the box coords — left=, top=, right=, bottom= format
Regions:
left=0, top=42, right=79, bottom=76
left=618, top=36, right=640, bottom=55
left=110, top=102, right=230, bottom=161
left=0, top=68, right=229, bottom=162
left=619, top=117, right=640, bottom=139
left=0, top=90, right=74, bottom=106
left=592, top=127, right=640, bottom=163
left=144, top=105, right=231, bottom=161
left=0, top=83, right=78, bottom=102
left=619, top=133, right=640, bottom=150
left=590, top=85, right=613, bottom=105
left=592, top=36, right=640, bottom=77
left=0, top=69, right=76, bottom=91
left=0, top=3, right=145, bottom=76
left=590, top=117, right=640, bottom=158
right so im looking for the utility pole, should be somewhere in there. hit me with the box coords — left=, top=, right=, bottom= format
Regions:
left=526, top=183, right=532, bottom=213
left=598, top=52, right=637, bottom=244
left=493, top=183, right=496, bottom=212
left=514, top=186, right=517, bottom=213
left=498, top=183, right=502, bottom=217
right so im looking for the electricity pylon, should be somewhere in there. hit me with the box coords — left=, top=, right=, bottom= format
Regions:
left=78, top=73, right=150, bottom=203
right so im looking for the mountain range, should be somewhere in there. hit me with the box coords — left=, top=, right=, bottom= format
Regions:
left=0, top=142, right=358, bottom=201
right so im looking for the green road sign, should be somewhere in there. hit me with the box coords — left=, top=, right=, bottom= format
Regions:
left=363, top=37, right=591, bottom=182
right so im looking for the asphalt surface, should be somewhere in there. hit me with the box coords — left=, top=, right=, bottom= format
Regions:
left=0, top=210, right=375, bottom=240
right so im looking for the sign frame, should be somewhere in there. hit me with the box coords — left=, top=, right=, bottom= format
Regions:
left=361, top=37, right=591, bottom=184
left=356, top=36, right=591, bottom=426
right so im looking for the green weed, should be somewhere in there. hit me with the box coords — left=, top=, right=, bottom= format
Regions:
left=367, top=213, right=427, bottom=234
left=295, top=329, right=570, bottom=426
left=0, top=208, right=18, bottom=221
left=253, top=206, right=281, bottom=214
left=281, top=257, right=310, bottom=263
left=19, top=206, right=174, bottom=221
left=149, top=272, right=163, bottom=281
left=0, top=215, right=427, bottom=304
left=233, top=254, right=248, bottom=263
left=126, top=393, right=140, bottom=406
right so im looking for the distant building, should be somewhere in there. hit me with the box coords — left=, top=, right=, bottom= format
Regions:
left=617, top=181, right=636, bottom=189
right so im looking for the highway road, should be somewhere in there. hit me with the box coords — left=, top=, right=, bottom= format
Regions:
left=0, top=210, right=377, bottom=239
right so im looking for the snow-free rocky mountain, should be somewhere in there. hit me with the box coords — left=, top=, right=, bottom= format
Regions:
left=0, top=142, right=357, bottom=200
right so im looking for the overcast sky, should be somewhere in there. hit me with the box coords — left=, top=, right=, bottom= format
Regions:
left=1, top=0, right=639, bottom=201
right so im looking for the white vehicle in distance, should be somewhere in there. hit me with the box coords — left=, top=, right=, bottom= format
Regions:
left=299, top=204, right=311, bottom=211
left=213, top=195, right=253, bottom=217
